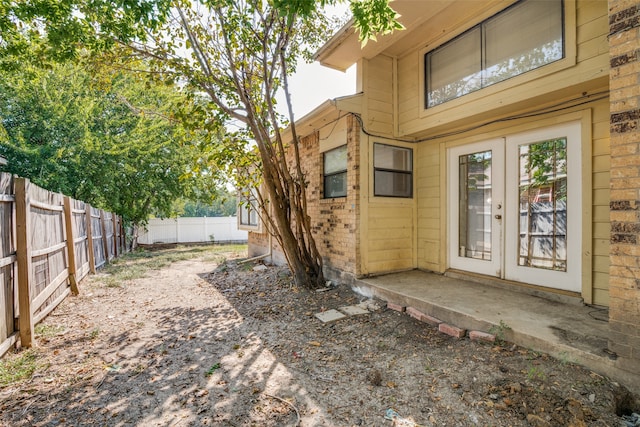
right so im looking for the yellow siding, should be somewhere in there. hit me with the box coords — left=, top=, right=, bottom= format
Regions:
left=397, top=54, right=419, bottom=126
left=395, top=0, right=608, bottom=138
left=357, top=0, right=611, bottom=306
left=576, top=0, right=605, bottom=25
left=410, top=97, right=610, bottom=305
left=363, top=55, right=394, bottom=137
left=416, top=142, right=440, bottom=272
left=359, top=131, right=416, bottom=275
left=365, top=200, right=414, bottom=273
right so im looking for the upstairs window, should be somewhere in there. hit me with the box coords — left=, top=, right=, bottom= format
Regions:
left=374, top=143, right=413, bottom=198
left=323, top=145, right=348, bottom=198
left=425, top=0, right=564, bottom=108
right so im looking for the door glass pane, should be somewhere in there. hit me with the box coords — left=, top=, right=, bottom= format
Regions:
left=459, top=151, right=492, bottom=260
left=517, top=138, right=567, bottom=270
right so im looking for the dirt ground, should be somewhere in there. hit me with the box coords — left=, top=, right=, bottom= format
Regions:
left=1, top=245, right=638, bottom=427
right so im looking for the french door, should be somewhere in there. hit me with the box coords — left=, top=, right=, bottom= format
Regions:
left=448, top=122, right=582, bottom=293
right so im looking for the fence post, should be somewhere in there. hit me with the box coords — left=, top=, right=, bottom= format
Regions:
left=116, top=216, right=121, bottom=254
left=112, top=213, right=118, bottom=258
left=63, top=197, right=79, bottom=295
left=86, top=205, right=96, bottom=274
left=120, top=218, right=126, bottom=253
left=15, top=177, right=34, bottom=348
left=100, top=210, right=109, bottom=263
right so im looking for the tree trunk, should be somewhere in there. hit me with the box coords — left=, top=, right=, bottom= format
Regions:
left=257, top=145, right=325, bottom=290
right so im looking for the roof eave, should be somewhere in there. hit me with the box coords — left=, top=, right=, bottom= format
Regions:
left=313, top=19, right=357, bottom=72
left=281, top=93, right=364, bottom=141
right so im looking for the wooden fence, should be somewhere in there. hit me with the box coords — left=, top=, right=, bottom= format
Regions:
left=0, top=173, right=126, bottom=357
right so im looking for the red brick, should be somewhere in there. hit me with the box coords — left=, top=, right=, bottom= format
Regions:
left=406, top=306, right=423, bottom=320
left=469, top=331, right=496, bottom=343
left=387, top=302, right=405, bottom=312
left=421, top=314, right=442, bottom=327
left=439, top=323, right=466, bottom=338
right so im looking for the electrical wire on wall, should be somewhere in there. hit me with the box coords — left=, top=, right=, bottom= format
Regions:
left=312, top=90, right=609, bottom=143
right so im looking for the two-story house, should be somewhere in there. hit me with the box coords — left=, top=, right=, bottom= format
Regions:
left=244, top=0, right=640, bottom=387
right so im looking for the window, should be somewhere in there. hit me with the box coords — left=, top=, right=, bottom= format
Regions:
left=425, top=0, right=564, bottom=108
left=323, top=145, right=347, bottom=198
left=374, top=143, right=413, bottom=197
left=238, top=191, right=259, bottom=228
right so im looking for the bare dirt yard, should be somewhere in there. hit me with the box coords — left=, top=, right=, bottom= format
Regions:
left=1, top=245, right=638, bottom=427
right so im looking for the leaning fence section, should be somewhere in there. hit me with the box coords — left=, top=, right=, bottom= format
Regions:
left=0, top=173, right=127, bottom=357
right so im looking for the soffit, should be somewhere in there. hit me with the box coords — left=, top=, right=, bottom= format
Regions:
left=316, top=0, right=513, bottom=71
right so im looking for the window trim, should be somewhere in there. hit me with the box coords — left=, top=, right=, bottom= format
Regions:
left=323, top=145, right=348, bottom=199
left=421, top=0, right=572, bottom=110
left=423, top=0, right=568, bottom=110
left=237, top=190, right=261, bottom=232
left=373, top=143, right=414, bottom=198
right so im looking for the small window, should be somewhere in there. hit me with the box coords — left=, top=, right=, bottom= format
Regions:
left=374, top=143, right=413, bottom=197
left=323, top=145, right=347, bottom=198
left=425, top=0, right=564, bottom=108
left=238, top=191, right=259, bottom=228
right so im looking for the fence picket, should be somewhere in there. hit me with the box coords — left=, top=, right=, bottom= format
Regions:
left=0, top=173, right=16, bottom=356
left=100, top=210, right=109, bottom=265
left=0, top=174, right=126, bottom=356
left=86, top=204, right=96, bottom=274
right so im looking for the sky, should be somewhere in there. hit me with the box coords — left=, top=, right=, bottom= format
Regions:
left=276, top=3, right=356, bottom=119
left=283, top=62, right=357, bottom=118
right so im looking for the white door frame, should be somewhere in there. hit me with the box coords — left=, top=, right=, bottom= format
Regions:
left=503, top=122, right=582, bottom=292
left=447, top=121, right=582, bottom=292
left=447, top=139, right=504, bottom=277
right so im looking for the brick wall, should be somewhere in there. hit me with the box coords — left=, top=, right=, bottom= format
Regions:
left=248, top=114, right=361, bottom=284
left=608, top=0, right=640, bottom=374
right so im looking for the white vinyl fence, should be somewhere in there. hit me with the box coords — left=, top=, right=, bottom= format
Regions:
left=137, top=217, right=247, bottom=244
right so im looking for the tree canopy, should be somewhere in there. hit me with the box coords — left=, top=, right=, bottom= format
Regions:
left=176, top=195, right=237, bottom=217
left=0, top=57, right=225, bottom=224
left=0, top=0, right=402, bottom=288
left=0, top=1, right=400, bottom=63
